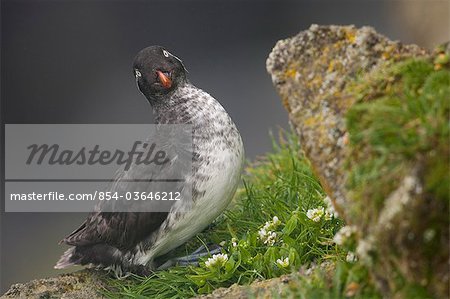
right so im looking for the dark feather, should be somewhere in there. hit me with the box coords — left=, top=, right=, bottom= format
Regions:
left=60, top=125, right=191, bottom=253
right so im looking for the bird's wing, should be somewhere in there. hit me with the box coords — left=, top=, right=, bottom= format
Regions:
left=62, top=211, right=170, bottom=251
left=61, top=125, right=192, bottom=251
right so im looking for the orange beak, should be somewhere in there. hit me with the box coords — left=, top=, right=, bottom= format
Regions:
left=156, top=71, right=172, bottom=89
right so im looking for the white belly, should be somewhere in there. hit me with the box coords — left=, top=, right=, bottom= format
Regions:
left=135, top=141, right=244, bottom=265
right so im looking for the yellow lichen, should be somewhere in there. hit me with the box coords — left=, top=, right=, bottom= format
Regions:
left=327, top=61, right=335, bottom=73
left=344, top=29, right=356, bottom=44
left=333, top=40, right=344, bottom=50
left=285, top=68, right=297, bottom=79
left=304, top=115, right=320, bottom=127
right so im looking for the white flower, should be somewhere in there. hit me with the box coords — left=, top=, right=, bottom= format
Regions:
left=323, top=195, right=338, bottom=218
left=261, top=216, right=281, bottom=232
left=258, top=227, right=268, bottom=239
left=346, top=251, right=357, bottom=263
left=272, top=216, right=281, bottom=226
left=231, top=238, right=238, bottom=247
left=258, top=226, right=277, bottom=246
left=258, top=216, right=282, bottom=246
left=306, top=207, right=325, bottom=222
left=205, top=253, right=228, bottom=269
left=333, top=225, right=357, bottom=245
left=267, top=231, right=278, bottom=245
left=276, top=257, right=290, bottom=268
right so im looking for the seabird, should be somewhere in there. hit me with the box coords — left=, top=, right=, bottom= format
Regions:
left=55, top=46, right=244, bottom=275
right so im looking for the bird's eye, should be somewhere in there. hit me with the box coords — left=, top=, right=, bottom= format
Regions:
left=135, top=70, right=142, bottom=78
left=162, top=50, right=170, bottom=58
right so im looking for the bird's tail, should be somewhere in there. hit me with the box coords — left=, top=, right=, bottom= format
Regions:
left=54, top=247, right=76, bottom=269
left=55, top=243, right=124, bottom=271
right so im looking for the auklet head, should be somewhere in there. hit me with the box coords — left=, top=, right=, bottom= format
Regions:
left=133, top=46, right=188, bottom=102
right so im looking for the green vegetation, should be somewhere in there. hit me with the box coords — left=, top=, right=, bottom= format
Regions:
left=102, top=132, right=367, bottom=298
left=345, top=52, right=449, bottom=297
left=274, top=261, right=382, bottom=299
left=346, top=55, right=449, bottom=226
left=102, top=52, right=449, bottom=299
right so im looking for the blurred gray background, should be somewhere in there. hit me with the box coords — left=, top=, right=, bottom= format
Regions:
left=1, top=0, right=449, bottom=293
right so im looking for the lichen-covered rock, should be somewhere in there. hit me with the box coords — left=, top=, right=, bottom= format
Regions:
left=1, top=270, right=106, bottom=299
left=194, top=276, right=289, bottom=299
left=195, top=262, right=335, bottom=299
left=267, top=25, right=449, bottom=298
left=267, top=24, right=426, bottom=213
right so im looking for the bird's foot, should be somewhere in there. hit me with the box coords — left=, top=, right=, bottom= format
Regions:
left=156, top=244, right=222, bottom=270
left=105, top=263, right=153, bottom=278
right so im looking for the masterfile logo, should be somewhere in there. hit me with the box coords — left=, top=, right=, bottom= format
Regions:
left=26, top=141, right=170, bottom=171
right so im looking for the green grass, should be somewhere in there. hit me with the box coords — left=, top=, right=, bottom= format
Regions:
left=346, top=56, right=450, bottom=230
left=102, top=131, right=354, bottom=298
left=97, top=51, right=450, bottom=299
left=344, top=52, right=449, bottom=298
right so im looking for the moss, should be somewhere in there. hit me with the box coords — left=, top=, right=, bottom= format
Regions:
left=344, top=52, right=449, bottom=296
left=276, top=261, right=382, bottom=299
left=346, top=55, right=449, bottom=217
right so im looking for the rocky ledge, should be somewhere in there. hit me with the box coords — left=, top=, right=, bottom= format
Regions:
left=1, top=270, right=106, bottom=299
left=267, top=24, right=449, bottom=298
